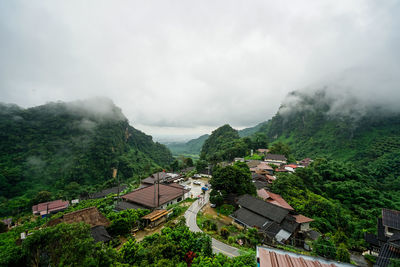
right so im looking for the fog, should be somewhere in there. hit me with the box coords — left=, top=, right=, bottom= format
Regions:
left=0, top=0, right=399, bottom=140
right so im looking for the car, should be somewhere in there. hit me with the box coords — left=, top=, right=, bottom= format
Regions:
left=193, top=181, right=201, bottom=185
left=193, top=174, right=201, bottom=178
left=210, top=203, right=216, bottom=208
left=184, top=186, right=191, bottom=190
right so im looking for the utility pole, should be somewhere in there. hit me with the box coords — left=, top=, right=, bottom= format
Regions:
left=157, top=171, right=160, bottom=208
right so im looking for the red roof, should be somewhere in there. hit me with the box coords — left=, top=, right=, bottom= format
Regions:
left=258, top=247, right=337, bottom=267
left=293, top=214, right=314, bottom=223
left=122, top=184, right=187, bottom=208
left=32, top=200, right=69, bottom=215
left=285, top=164, right=299, bottom=168
left=257, top=189, right=294, bottom=211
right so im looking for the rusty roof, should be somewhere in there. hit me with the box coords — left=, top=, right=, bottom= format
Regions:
left=258, top=247, right=337, bottom=267
left=293, top=214, right=314, bottom=224
left=47, top=207, right=110, bottom=227
left=142, top=209, right=169, bottom=221
left=32, top=200, right=69, bottom=215
left=122, top=184, right=185, bottom=208
left=257, top=189, right=294, bottom=211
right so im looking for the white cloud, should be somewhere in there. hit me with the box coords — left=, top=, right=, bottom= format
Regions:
left=0, top=0, right=399, bottom=140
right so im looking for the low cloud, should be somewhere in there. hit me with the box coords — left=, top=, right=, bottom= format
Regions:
left=0, top=1, right=399, bottom=138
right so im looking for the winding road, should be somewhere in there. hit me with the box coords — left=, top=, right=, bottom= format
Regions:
left=184, top=194, right=240, bottom=257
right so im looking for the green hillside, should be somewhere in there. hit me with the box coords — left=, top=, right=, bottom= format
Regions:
left=238, top=121, right=268, bottom=137
left=0, top=99, right=172, bottom=216
left=166, top=134, right=209, bottom=157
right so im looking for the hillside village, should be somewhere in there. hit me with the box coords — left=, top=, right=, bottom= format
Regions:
left=4, top=144, right=400, bottom=267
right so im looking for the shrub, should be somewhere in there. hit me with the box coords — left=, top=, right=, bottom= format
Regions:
left=228, top=236, right=235, bottom=244
left=216, top=204, right=235, bottom=216
left=336, top=243, right=350, bottom=263
left=220, top=227, right=229, bottom=239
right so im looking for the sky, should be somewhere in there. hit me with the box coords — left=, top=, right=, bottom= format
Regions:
left=0, top=1, right=399, bottom=141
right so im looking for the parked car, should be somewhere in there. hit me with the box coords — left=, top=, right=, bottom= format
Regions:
left=193, top=181, right=201, bottom=185
left=193, top=174, right=201, bottom=178
left=210, top=203, right=216, bottom=208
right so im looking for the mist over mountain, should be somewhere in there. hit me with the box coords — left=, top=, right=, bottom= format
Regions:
left=0, top=99, right=172, bottom=215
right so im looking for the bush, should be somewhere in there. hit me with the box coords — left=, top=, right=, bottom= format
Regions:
left=216, top=204, right=235, bottom=216
left=336, top=243, right=350, bottom=263
left=202, top=220, right=217, bottom=231
left=220, top=227, right=229, bottom=239
left=228, top=236, right=235, bottom=244
left=313, top=236, right=337, bottom=260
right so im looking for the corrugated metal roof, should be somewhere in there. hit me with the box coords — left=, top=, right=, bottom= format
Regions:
left=238, top=195, right=289, bottom=223
left=258, top=247, right=338, bottom=267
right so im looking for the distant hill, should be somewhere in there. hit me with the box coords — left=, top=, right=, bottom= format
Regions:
left=166, top=134, right=209, bottom=157
left=0, top=99, right=173, bottom=206
left=238, top=121, right=268, bottom=137
left=200, top=124, right=247, bottom=162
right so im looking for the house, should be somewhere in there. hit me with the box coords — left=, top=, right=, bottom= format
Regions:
left=89, top=185, right=127, bottom=199
left=264, top=154, right=287, bottom=165
left=265, top=175, right=276, bottom=184
left=366, top=208, right=400, bottom=253
left=47, top=206, right=112, bottom=243
left=231, top=195, right=298, bottom=243
left=256, top=246, right=351, bottom=267
left=252, top=174, right=269, bottom=189
left=32, top=199, right=69, bottom=217
left=121, top=183, right=189, bottom=210
left=284, top=164, right=303, bottom=173
left=299, top=158, right=313, bottom=167
left=366, top=208, right=400, bottom=266
left=255, top=162, right=274, bottom=175
left=141, top=172, right=178, bottom=186
left=141, top=209, right=170, bottom=228
left=257, top=149, right=270, bottom=155
left=47, top=206, right=110, bottom=227
left=293, top=215, right=314, bottom=232
left=234, top=157, right=245, bottom=162
left=257, top=189, right=294, bottom=211
left=91, top=225, right=112, bottom=243
left=246, top=160, right=262, bottom=170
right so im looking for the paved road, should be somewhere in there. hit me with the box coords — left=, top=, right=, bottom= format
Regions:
left=184, top=194, right=240, bottom=257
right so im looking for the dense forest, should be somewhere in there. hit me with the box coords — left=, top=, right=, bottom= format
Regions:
left=0, top=99, right=173, bottom=217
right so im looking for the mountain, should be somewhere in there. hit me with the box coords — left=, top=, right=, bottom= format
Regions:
left=166, top=134, right=209, bottom=157
left=200, top=124, right=247, bottom=162
left=0, top=99, right=172, bottom=211
left=238, top=121, right=268, bottom=137
left=256, top=90, right=400, bottom=179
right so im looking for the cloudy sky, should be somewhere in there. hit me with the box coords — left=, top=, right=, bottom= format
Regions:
left=0, top=1, right=399, bottom=141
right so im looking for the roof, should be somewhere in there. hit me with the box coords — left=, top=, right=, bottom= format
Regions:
left=246, top=160, right=262, bottom=168
left=115, top=201, right=146, bottom=211
left=32, top=200, right=69, bottom=215
left=122, top=184, right=186, bottom=208
left=265, top=154, right=287, bottom=161
left=293, top=214, right=314, bottom=224
left=90, top=185, right=127, bottom=199
left=382, top=208, right=400, bottom=230
left=47, top=207, right=110, bottom=227
left=375, top=242, right=400, bottom=267
left=257, top=162, right=274, bottom=171
left=280, top=215, right=299, bottom=234
left=258, top=247, right=338, bottom=267
left=232, top=207, right=271, bottom=229
left=237, top=195, right=289, bottom=223
left=257, top=149, right=269, bottom=153
left=257, top=189, right=294, bottom=211
left=142, top=209, right=169, bottom=221
left=253, top=180, right=269, bottom=190
left=91, top=225, right=112, bottom=243
left=285, top=164, right=299, bottom=169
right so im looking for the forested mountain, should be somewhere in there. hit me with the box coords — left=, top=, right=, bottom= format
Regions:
left=0, top=99, right=172, bottom=216
left=200, top=124, right=248, bottom=162
left=238, top=121, right=268, bottom=137
left=256, top=90, right=400, bottom=180
left=166, top=134, right=209, bottom=156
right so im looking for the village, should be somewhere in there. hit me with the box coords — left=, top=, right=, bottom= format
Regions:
left=1, top=148, right=396, bottom=266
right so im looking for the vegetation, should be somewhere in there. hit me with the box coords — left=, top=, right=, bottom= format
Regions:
left=0, top=100, right=173, bottom=217
left=271, top=158, right=400, bottom=251
left=209, top=162, right=256, bottom=205
left=166, top=134, right=209, bottom=156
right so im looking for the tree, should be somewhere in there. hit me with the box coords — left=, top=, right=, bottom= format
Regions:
left=184, top=157, right=194, bottom=167
left=210, top=162, right=256, bottom=204
left=31, top=191, right=52, bottom=205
